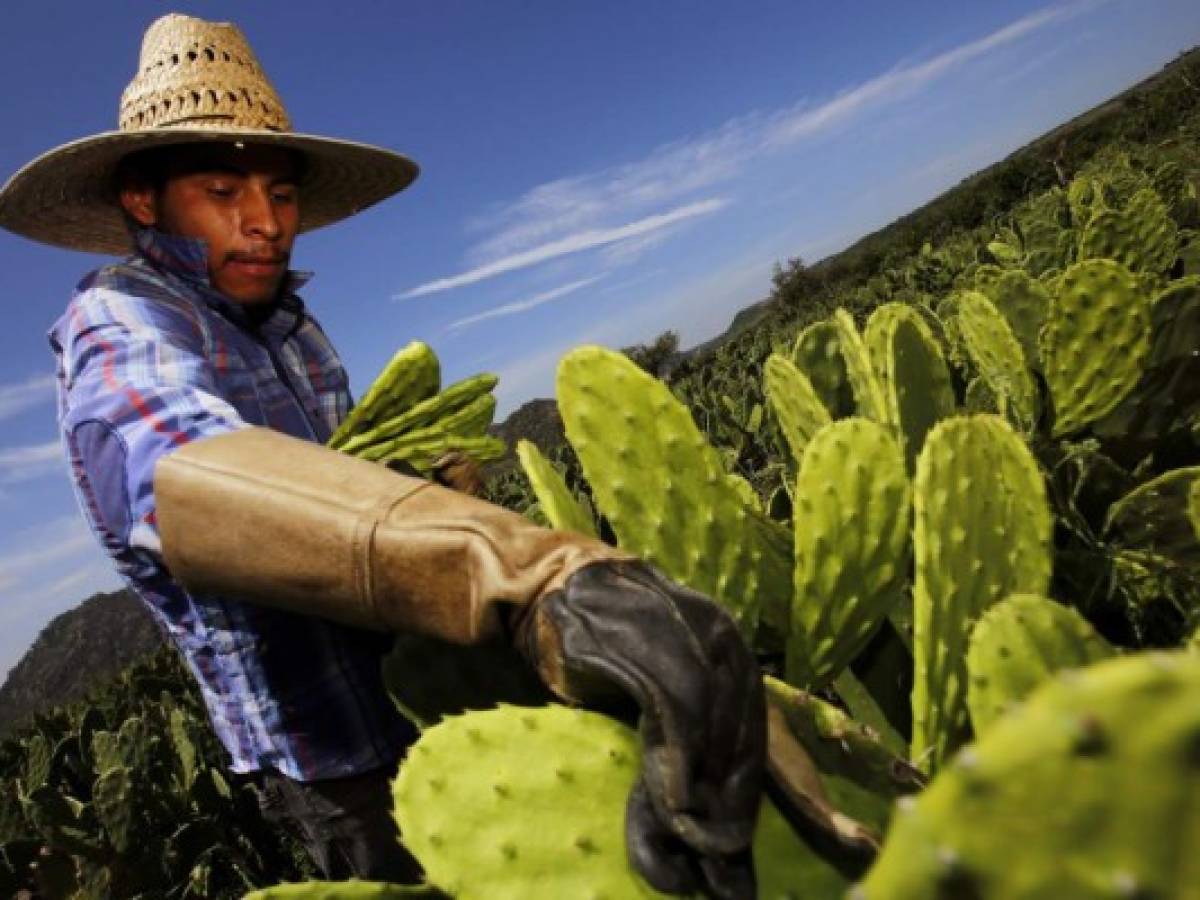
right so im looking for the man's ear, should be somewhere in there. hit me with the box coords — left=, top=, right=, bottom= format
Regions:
left=119, top=182, right=158, bottom=228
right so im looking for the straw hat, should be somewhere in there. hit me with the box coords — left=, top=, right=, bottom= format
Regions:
left=0, top=14, right=419, bottom=255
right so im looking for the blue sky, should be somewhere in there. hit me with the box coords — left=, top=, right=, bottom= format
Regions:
left=1, top=0, right=1198, bottom=680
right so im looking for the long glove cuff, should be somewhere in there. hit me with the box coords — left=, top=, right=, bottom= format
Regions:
left=154, top=426, right=629, bottom=644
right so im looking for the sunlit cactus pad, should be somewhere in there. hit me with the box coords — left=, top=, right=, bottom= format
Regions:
left=911, top=415, right=1052, bottom=771
left=1040, top=259, right=1150, bottom=436
left=392, top=705, right=839, bottom=900
left=857, top=653, right=1200, bottom=899
left=965, top=593, right=1115, bottom=736
left=244, top=880, right=442, bottom=898
left=558, top=345, right=792, bottom=636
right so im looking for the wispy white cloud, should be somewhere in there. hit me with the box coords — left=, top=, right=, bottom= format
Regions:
left=0, top=439, right=62, bottom=484
left=446, top=276, right=605, bottom=331
left=0, top=516, right=97, bottom=593
left=417, top=0, right=1095, bottom=297
left=0, top=374, right=55, bottom=421
left=400, top=198, right=728, bottom=298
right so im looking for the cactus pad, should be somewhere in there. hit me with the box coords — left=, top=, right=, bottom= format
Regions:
left=393, top=705, right=843, bottom=899
left=516, top=439, right=598, bottom=538
left=764, top=353, right=832, bottom=464
left=911, top=415, right=1052, bottom=771
left=965, top=593, right=1115, bottom=735
left=328, top=341, right=440, bottom=448
left=1103, top=467, right=1200, bottom=576
left=1040, top=259, right=1150, bottom=437
left=833, top=310, right=888, bottom=423
left=791, top=320, right=856, bottom=419
left=788, top=418, right=912, bottom=688
left=883, top=317, right=955, bottom=472
left=979, top=269, right=1049, bottom=369
left=1078, top=187, right=1179, bottom=275
left=955, top=291, right=1037, bottom=430
left=558, top=346, right=792, bottom=636
left=857, top=652, right=1200, bottom=900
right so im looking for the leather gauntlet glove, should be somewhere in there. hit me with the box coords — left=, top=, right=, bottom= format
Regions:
left=155, top=427, right=765, bottom=898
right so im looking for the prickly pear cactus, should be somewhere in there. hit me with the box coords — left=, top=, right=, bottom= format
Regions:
left=1103, top=467, right=1200, bottom=581
left=328, top=341, right=441, bottom=448
left=764, top=353, right=832, bottom=464
left=911, top=415, right=1052, bottom=771
left=883, top=316, right=955, bottom=472
left=788, top=419, right=912, bottom=689
left=1191, top=479, right=1200, bottom=545
left=963, top=377, right=998, bottom=414
left=965, top=594, right=1115, bottom=735
left=392, top=705, right=845, bottom=899
left=833, top=310, right=889, bottom=424
left=1040, top=259, right=1151, bottom=437
left=515, top=439, right=598, bottom=538
left=1078, top=186, right=1179, bottom=276
left=978, top=269, right=1049, bottom=370
left=955, top=291, right=1037, bottom=430
left=791, top=320, right=856, bottom=419
left=857, top=652, right=1200, bottom=900
left=558, top=346, right=792, bottom=637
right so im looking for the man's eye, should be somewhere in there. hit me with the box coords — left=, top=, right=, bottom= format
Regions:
left=207, top=185, right=235, bottom=198
left=272, top=189, right=297, bottom=204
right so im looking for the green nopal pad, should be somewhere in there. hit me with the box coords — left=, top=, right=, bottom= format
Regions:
left=764, top=353, right=832, bottom=465
left=791, top=320, right=856, bottom=419
left=558, top=346, right=792, bottom=637
left=911, top=415, right=1052, bottom=772
left=1078, top=187, right=1179, bottom=275
left=392, top=705, right=848, bottom=900
left=329, top=341, right=441, bottom=448
left=788, top=419, right=912, bottom=688
left=963, top=377, right=999, bottom=414
left=965, top=593, right=1115, bottom=736
left=1041, top=259, right=1150, bottom=437
left=765, top=676, right=925, bottom=801
left=864, top=303, right=939, bottom=384
left=832, top=310, right=888, bottom=424
left=516, top=439, right=598, bottom=538
left=1190, top=480, right=1200, bottom=545
left=1103, top=466, right=1200, bottom=577
left=244, top=880, right=444, bottom=898
left=884, top=317, right=955, bottom=473
left=340, top=374, right=498, bottom=456
left=857, top=652, right=1200, bottom=900
left=1092, top=276, right=1200, bottom=449
left=955, top=291, right=1037, bottom=430
left=979, top=270, right=1049, bottom=370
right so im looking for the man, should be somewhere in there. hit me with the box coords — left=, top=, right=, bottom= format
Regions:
left=0, top=15, right=765, bottom=898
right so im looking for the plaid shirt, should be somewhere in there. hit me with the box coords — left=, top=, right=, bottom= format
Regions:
left=48, top=227, right=414, bottom=781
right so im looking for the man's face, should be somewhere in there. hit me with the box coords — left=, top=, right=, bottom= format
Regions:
left=119, top=144, right=301, bottom=305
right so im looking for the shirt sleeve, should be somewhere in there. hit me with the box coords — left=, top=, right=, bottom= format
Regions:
left=56, top=285, right=248, bottom=580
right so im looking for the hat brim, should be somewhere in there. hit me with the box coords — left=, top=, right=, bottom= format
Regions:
left=0, top=127, right=419, bottom=255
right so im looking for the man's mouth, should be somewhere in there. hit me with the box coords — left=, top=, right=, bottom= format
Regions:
left=227, top=253, right=288, bottom=276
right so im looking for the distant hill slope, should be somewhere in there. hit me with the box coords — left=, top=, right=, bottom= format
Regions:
left=0, top=589, right=163, bottom=739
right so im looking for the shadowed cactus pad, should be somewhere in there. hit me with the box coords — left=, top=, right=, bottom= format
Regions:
left=857, top=653, right=1200, bottom=900
left=1041, top=259, right=1150, bottom=436
left=1104, top=467, right=1200, bottom=585
left=966, top=594, right=1115, bottom=735
left=764, top=353, right=831, bottom=464
left=788, top=419, right=912, bottom=689
left=791, top=320, right=855, bottom=419
left=516, top=439, right=598, bottom=538
left=911, top=415, right=1052, bottom=771
left=558, top=346, right=792, bottom=636
left=979, top=270, right=1049, bottom=370
left=393, top=705, right=842, bottom=900
left=955, top=291, right=1037, bottom=430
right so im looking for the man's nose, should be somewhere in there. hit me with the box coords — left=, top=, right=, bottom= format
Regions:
left=241, top=184, right=282, bottom=240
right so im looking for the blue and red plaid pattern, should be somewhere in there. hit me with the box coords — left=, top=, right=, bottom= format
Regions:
left=48, top=227, right=414, bottom=781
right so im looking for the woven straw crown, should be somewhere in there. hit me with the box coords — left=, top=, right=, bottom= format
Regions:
left=0, top=13, right=418, bottom=255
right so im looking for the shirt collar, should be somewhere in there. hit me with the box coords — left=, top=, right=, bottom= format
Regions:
left=133, top=226, right=313, bottom=296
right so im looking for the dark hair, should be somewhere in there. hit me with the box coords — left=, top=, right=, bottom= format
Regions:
left=113, top=143, right=309, bottom=193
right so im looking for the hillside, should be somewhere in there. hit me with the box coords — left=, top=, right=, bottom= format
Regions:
left=0, top=589, right=162, bottom=739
